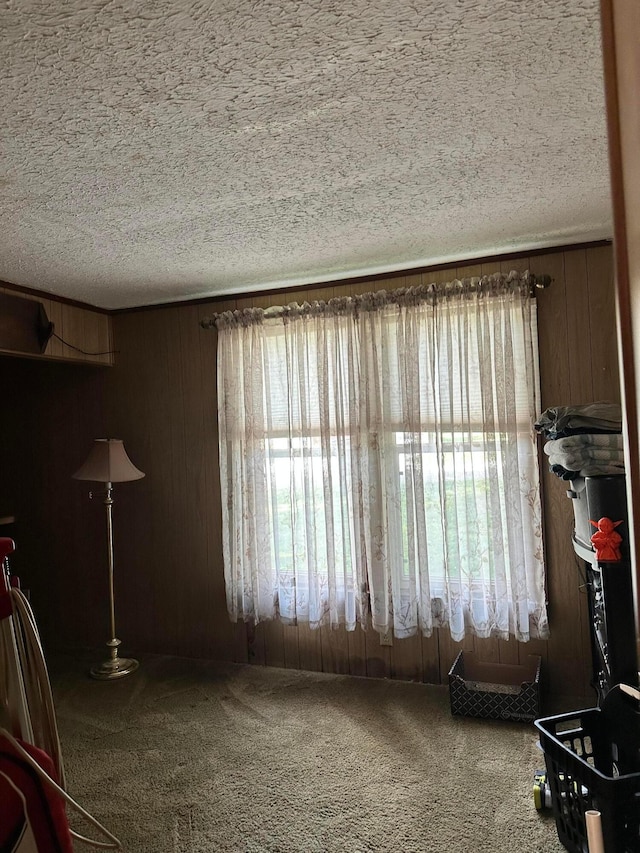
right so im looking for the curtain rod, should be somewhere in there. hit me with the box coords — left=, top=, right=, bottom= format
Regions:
left=200, top=271, right=552, bottom=329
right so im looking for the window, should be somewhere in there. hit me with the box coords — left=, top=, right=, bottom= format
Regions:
left=216, top=274, right=549, bottom=642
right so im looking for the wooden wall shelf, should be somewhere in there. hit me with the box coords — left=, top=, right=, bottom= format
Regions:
left=0, top=286, right=113, bottom=367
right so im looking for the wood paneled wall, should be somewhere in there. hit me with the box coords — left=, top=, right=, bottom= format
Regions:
left=103, top=243, right=618, bottom=705
left=0, top=291, right=113, bottom=625
left=0, top=357, right=108, bottom=646
left=0, top=243, right=619, bottom=708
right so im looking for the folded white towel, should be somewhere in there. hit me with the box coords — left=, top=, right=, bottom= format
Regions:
left=546, top=448, right=625, bottom=467
left=545, top=433, right=623, bottom=452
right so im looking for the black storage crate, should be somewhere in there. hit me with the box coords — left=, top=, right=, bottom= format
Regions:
left=535, top=689, right=640, bottom=853
left=448, top=651, right=541, bottom=722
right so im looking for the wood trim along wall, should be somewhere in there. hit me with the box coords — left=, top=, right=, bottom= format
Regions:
left=0, top=240, right=611, bottom=370
left=600, top=0, right=640, bottom=640
left=0, top=279, right=111, bottom=314
left=2, top=242, right=614, bottom=319
left=110, top=240, right=613, bottom=315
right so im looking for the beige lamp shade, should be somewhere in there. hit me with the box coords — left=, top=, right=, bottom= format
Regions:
left=72, top=439, right=145, bottom=483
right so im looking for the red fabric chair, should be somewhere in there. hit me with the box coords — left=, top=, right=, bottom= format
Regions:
left=0, top=735, right=74, bottom=853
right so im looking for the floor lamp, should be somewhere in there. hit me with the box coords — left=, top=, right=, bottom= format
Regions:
left=73, top=439, right=145, bottom=680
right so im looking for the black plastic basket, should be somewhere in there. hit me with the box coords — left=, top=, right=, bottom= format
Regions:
left=534, top=686, right=640, bottom=853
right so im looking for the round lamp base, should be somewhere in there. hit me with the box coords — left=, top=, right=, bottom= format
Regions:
left=90, top=657, right=139, bottom=681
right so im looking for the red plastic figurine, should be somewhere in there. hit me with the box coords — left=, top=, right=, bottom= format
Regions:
left=589, top=517, right=623, bottom=562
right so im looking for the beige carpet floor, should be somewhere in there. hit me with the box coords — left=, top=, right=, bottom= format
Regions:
left=48, top=652, right=565, bottom=853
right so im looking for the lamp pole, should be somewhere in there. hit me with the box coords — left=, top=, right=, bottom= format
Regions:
left=73, top=438, right=144, bottom=681
left=105, top=483, right=119, bottom=664
left=89, top=483, right=139, bottom=680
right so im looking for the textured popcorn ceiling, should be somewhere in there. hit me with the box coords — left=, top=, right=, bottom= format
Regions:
left=1, top=0, right=611, bottom=309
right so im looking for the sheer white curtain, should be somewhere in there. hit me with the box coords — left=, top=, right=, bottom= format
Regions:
left=216, top=273, right=549, bottom=642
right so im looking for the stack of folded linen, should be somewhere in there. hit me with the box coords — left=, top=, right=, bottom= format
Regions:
left=535, top=402, right=622, bottom=439
left=542, top=433, right=625, bottom=480
left=535, top=402, right=624, bottom=480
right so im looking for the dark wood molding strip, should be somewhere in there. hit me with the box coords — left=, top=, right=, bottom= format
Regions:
left=1, top=239, right=613, bottom=317
left=111, top=239, right=613, bottom=315
left=599, top=0, right=640, bottom=638
left=0, top=280, right=111, bottom=315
